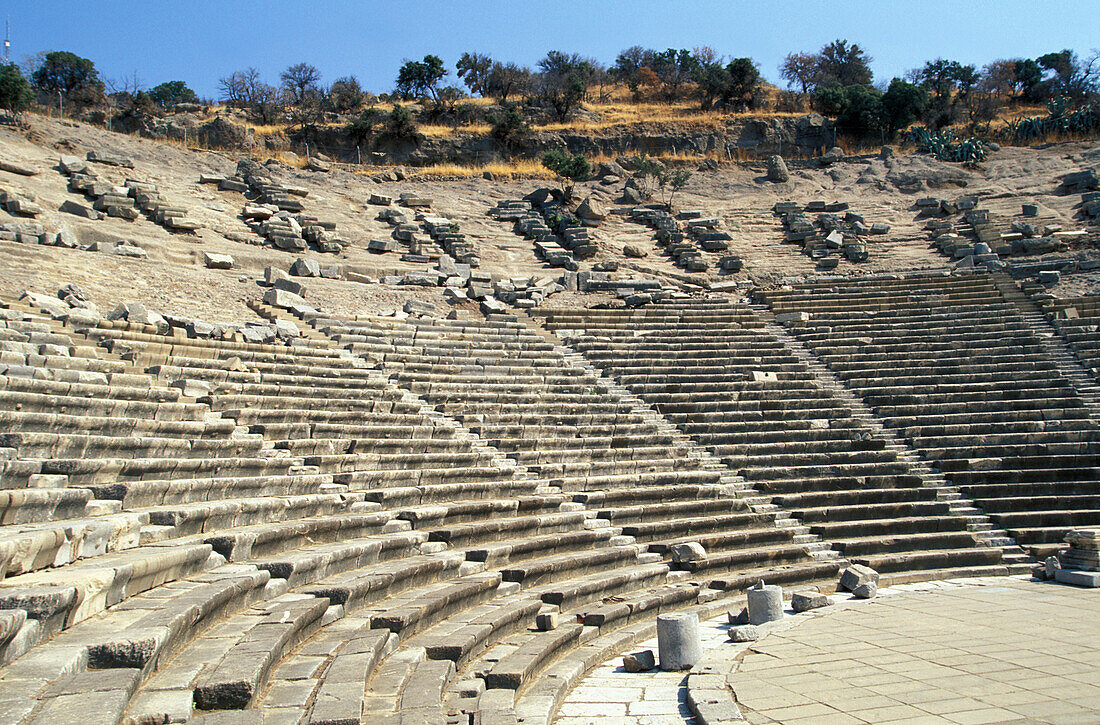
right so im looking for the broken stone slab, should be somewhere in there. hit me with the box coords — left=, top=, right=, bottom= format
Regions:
left=109, top=242, right=147, bottom=259
left=58, top=156, right=89, bottom=176
left=0, top=161, right=38, bottom=176
left=535, top=612, right=558, bottom=631
left=727, top=624, right=759, bottom=642
left=86, top=150, right=134, bottom=168
left=291, top=258, right=321, bottom=278
left=172, top=378, right=213, bottom=397
left=575, top=196, right=607, bottom=222
left=403, top=300, right=440, bottom=318
left=622, top=649, right=655, bottom=672
left=852, top=581, right=878, bottom=599
left=774, top=311, right=809, bottom=324
left=791, top=591, right=831, bottom=613
left=58, top=199, right=104, bottom=220
left=273, top=319, right=300, bottom=339
left=202, top=252, right=234, bottom=270
left=368, top=194, right=392, bottom=206
left=273, top=277, right=305, bottom=296
left=263, top=288, right=308, bottom=310
left=839, top=564, right=879, bottom=592
left=263, top=266, right=290, bottom=286
left=1054, top=569, right=1100, bottom=588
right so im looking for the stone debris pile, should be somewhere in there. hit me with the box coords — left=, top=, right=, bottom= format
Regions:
left=374, top=205, right=450, bottom=264
left=1037, top=529, right=1100, bottom=588
left=489, top=198, right=577, bottom=270
left=628, top=207, right=707, bottom=273
left=0, top=188, right=42, bottom=218
left=60, top=156, right=138, bottom=221
left=924, top=196, right=1085, bottom=267
left=773, top=200, right=883, bottom=267
left=220, top=161, right=346, bottom=254
left=124, top=179, right=202, bottom=233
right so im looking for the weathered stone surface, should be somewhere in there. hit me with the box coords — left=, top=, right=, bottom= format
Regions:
left=575, top=196, right=607, bottom=222
left=623, top=244, right=647, bottom=258
left=263, top=288, right=308, bottom=310
left=291, top=258, right=321, bottom=277
left=791, top=591, right=830, bottom=613
left=767, top=155, right=789, bottom=183
left=535, top=612, right=559, bottom=631
left=852, top=581, right=878, bottom=599
left=839, top=564, right=879, bottom=592
left=0, top=161, right=39, bottom=176
left=59, top=199, right=103, bottom=220
left=746, top=581, right=783, bottom=624
left=203, top=252, right=234, bottom=270
left=622, top=649, right=655, bottom=672
left=657, top=612, right=701, bottom=671
left=670, top=542, right=707, bottom=564
left=728, top=624, right=759, bottom=642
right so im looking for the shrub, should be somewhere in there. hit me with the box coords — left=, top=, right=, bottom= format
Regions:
left=541, top=150, right=590, bottom=199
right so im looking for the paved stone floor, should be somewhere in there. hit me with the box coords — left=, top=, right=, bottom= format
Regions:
left=553, top=576, right=1100, bottom=725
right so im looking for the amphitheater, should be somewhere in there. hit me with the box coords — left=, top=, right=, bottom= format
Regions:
left=0, top=116, right=1099, bottom=725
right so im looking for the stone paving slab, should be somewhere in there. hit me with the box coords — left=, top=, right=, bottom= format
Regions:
left=553, top=576, right=1100, bottom=725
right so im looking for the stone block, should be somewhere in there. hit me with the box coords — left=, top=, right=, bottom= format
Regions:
left=791, top=591, right=830, bottom=613
left=853, top=581, right=878, bottom=599
left=670, top=542, right=707, bottom=564
left=728, top=624, right=759, bottom=642
left=622, top=649, right=655, bottom=672
left=203, top=252, right=234, bottom=270
left=839, top=564, right=879, bottom=592
left=291, top=258, right=321, bottom=277
left=1054, top=569, right=1100, bottom=587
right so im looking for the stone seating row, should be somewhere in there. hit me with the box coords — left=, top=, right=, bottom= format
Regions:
left=534, top=299, right=1012, bottom=582
left=758, top=273, right=1100, bottom=558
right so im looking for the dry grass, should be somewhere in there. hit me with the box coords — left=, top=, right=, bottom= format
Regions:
left=419, top=123, right=492, bottom=138
left=273, top=151, right=308, bottom=168
left=405, top=159, right=554, bottom=179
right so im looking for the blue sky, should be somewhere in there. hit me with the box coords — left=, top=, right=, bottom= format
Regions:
left=9, top=1, right=1098, bottom=98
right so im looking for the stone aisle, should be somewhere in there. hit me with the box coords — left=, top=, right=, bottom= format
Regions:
left=553, top=576, right=1100, bottom=725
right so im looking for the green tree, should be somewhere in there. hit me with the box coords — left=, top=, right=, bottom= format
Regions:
left=541, top=150, right=590, bottom=200
left=911, top=58, right=979, bottom=128
left=31, top=50, right=104, bottom=106
left=149, top=80, right=199, bottom=110
left=724, top=58, right=762, bottom=110
left=881, top=78, right=926, bottom=137
left=456, top=52, right=493, bottom=96
left=0, top=63, right=34, bottom=116
left=1014, top=58, right=1044, bottom=101
left=817, top=82, right=885, bottom=139
left=395, top=55, right=446, bottom=102
left=816, top=40, right=873, bottom=87
left=659, top=168, right=692, bottom=208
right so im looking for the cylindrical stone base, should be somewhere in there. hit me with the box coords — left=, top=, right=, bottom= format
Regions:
left=657, top=612, right=701, bottom=671
left=747, top=584, right=784, bottom=625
